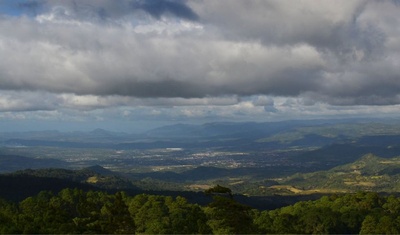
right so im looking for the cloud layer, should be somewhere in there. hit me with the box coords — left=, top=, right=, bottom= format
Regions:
left=1, top=0, right=400, bottom=127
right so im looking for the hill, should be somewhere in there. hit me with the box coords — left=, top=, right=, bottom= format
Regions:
left=271, top=154, right=400, bottom=194
left=10, top=166, right=138, bottom=191
left=5, top=119, right=400, bottom=150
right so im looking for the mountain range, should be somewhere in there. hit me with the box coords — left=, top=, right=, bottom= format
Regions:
left=2, top=118, right=400, bottom=150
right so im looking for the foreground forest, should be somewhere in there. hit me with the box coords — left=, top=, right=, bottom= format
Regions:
left=1, top=187, right=400, bottom=234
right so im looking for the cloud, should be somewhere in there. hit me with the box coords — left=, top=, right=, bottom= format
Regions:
left=0, top=19, right=325, bottom=98
left=17, top=0, right=43, bottom=16
left=190, top=1, right=364, bottom=44
left=10, top=0, right=198, bottom=22
left=0, top=91, right=59, bottom=112
left=131, top=0, right=199, bottom=21
left=1, top=0, right=400, bottom=125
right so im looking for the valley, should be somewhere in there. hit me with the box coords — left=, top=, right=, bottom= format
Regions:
left=2, top=118, right=400, bottom=197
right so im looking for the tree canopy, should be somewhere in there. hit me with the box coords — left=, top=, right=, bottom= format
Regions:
left=1, top=188, right=400, bottom=234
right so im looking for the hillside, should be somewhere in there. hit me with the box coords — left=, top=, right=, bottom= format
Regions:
left=272, top=154, right=400, bottom=194
left=9, top=166, right=138, bottom=191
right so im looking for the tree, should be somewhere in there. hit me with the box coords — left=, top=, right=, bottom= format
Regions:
left=73, top=190, right=109, bottom=233
left=99, top=192, right=135, bottom=234
left=271, top=212, right=297, bottom=234
left=205, top=195, right=255, bottom=234
left=18, top=191, right=55, bottom=233
left=167, top=196, right=211, bottom=234
left=359, top=215, right=377, bottom=234
left=299, top=207, right=344, bottom=234
left=375, top=216, right=399, bottom=234
left=0, top=198, right=19, bottom=234
left=133, top=195, right=171, bottom=234
left=253, top=210, right=274, bottom=233
left=383, top=195, right=400, bottom=214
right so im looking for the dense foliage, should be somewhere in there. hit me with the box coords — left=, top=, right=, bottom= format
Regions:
left=1, top=189, right=400, bottom=234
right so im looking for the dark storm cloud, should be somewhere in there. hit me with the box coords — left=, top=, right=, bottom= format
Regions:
left=191, top=1, right=375, bottom=53
left=131, top=0, right=199, bottom=21
left=26, top=0, right=198, bottom=22
left=18, top=0, right=43, bottom=13
left=101, top=80, right=207, bottom=98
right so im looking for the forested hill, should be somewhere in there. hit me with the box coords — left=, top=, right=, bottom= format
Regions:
left=0, top=168, right=322, bottom=210
left=276, top=154, right=400, bottom=194
left=0, top=188, right=399, bottom=234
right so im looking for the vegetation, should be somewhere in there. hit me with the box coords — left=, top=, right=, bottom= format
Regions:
left=275, top=154, right=400, bottom=194
left=1, top=187, right=400, bottom=234
left=3, top=120, right=400, bottom=233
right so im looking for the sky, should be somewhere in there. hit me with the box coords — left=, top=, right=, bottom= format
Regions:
left=1, top=0, right=400, bottom=132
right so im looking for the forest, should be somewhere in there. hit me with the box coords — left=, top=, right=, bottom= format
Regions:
left=1, top=187, right=400, bottom=234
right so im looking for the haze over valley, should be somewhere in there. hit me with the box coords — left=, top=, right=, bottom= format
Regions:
left=3, top=118, right=400, bottom=197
